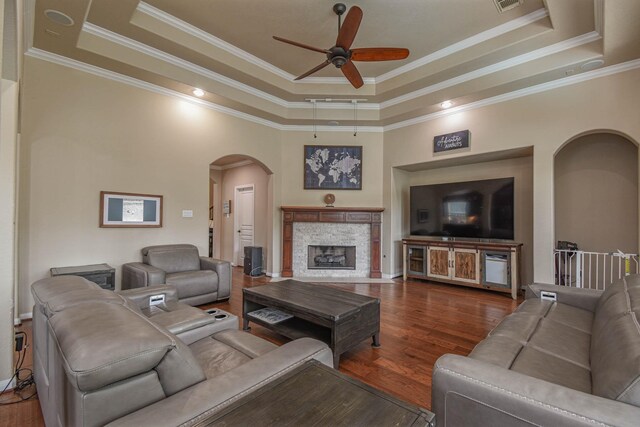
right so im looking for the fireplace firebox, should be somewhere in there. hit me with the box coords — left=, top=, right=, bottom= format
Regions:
left=308, top=245, right=356, bottom=270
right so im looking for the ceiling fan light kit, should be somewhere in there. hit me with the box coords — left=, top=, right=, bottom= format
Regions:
left=273, top=3, right=410, bottom=89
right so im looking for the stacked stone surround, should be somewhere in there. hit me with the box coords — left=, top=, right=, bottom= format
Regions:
left=292, top=222, right=370, bottom=277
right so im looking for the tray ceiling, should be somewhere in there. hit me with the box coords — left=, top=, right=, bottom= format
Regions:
left=27, top=0, right=640, bottom=129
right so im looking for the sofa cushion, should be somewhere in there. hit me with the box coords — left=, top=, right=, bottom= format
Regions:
left=166, top=270, right=218, bottom=300
left=590, top=276, right=640, bottom=405
left=31, top=276, right=100, bottom=311
left=189, top=338, right=252, bottom=379
left=528, top=318, right=591, bottom=369
left=211, top=329, right=278, bottom=359
left=50, top=302, right=173, bottom=391
left=510, top=346, right=592, bottom=394
left=142, top=244, right=201, bottom=274
left=470, top=295, right=596, bottom=395
left=44, top=288, right=124, bottom=317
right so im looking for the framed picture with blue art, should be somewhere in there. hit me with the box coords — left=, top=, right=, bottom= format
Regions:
left=304, top=145, right=362, bottom=190
left=99, top=191, right=163, bottom=227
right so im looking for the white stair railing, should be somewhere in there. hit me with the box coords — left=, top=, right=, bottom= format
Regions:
left=554, top=250, right=639, bottom=290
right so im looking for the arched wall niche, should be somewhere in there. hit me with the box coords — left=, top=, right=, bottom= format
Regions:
left=554, top=130, right=639, bottom=256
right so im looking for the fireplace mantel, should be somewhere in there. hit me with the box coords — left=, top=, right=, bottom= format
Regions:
left=281, top=206, right=384, bottom=278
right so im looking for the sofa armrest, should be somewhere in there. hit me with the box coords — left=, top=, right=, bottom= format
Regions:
left=106, top=338, right=332, bottom=427
left=432, top=354, right=640, bottom=427
left=200, top=257, right=231, bottom=299
left=525, top=283, right=603, bottom=312
left=121, top=262, right=166, bottom=290
left=117, top=285, right=179, bottom=308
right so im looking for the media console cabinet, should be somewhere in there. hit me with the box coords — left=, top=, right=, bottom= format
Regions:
left=402, top=237, right=522, bottom=299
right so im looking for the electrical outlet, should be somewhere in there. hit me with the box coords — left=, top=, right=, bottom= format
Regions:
left=15, top=335, right=24, bottom=352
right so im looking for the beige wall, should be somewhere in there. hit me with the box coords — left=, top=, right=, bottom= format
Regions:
left=279, top=131, right=384, bottom=208
left=403, top=157, right=534, bottom=284
left=218, top=163, right=270, bottom=268
left=18, top=57, right=284, bottom=315
left=383, top=68, right=640, bottom=283
left=555, top=133, right=638, bottom=253
left=15, top=53, right=640, bottom=315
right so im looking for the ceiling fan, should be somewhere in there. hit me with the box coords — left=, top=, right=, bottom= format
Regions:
left=273, top=3, right=410, bottom=89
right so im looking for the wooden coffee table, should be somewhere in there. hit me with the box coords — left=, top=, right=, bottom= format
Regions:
left=191, top=360, right=435, bottom=426
left=242, top=279, right=380, bottom=367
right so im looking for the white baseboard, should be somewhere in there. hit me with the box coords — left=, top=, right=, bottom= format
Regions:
left=266, top=272, right=280, bottom=278
left=0, top=377, right=16, bottom=391
left=383, top=272, right=403, bottom=279
left=14, top=317, right=21, bottom=326
left=19, top=312, right=32, bottom=321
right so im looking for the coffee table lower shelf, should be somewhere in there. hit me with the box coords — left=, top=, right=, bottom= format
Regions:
left=244, top=313, right=331, bottom=344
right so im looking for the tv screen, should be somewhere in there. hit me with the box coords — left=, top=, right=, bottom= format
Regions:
left=410, top=177, right=514, bottom=240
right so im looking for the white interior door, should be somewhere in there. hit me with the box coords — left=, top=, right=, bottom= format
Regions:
left=234, top=185, right=254, bottom=266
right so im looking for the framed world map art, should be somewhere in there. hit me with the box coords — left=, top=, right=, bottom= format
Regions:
left=304, top=145, right=362, bottom=190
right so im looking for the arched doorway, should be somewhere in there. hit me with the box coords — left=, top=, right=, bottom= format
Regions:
left=554, top=131, right=638, bottom=264
left=209, top=155, right=274, bottom=275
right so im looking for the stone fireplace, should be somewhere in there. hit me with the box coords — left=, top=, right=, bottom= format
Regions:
left=308, top=245, right=356, bottom=270
left=281, top=206, right=383, bottom=278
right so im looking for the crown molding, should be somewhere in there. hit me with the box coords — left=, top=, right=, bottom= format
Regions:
left=82, top=23, right=291, bottom=107
left=384, top=58, right=640, bottom=131
left=380, top=31, right=602, bottom=109
left=82, top=23, right=378, bottom=111
left=375, top=8, right=550, bottom=83
left=24, top=48, right=383, bottom=133
left=25, top=48, right=640, bottom=135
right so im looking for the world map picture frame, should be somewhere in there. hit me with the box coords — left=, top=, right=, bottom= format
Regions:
left=304, top=145, right=363, bottom=190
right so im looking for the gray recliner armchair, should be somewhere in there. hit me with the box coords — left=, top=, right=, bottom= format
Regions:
left=122, top=244, right=231, bottom=305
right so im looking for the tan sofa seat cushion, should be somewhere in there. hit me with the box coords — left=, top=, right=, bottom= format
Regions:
left=166, top=270, right=218, bottom=299
left=189, top=330, right=278, bottom=379
left=470, top=297, right=594, bottom=395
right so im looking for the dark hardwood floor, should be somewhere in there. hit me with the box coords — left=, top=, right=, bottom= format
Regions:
left=0, top=268, right=521, bottom=425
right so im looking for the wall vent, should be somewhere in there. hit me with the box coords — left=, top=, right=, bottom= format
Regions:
left=494, top=0, right=524, bottom=13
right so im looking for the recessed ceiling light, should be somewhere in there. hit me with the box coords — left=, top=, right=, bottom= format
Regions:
left=441, top=100, right=453, bottom=109
left=192, top=88, right=205, bottom=97
left=44, top=9, right=74, bottom=26
left=580, top=59, right=605, bottom=71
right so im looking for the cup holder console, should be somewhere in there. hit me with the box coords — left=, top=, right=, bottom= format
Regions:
left=205, top=308, right=230, bottom=321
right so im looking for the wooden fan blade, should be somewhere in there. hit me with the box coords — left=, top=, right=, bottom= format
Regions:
left=351, top=48, right=410, bottom=62
left=294, top=60, right=331, bottom=81
left=336, top=6, right=362, bottom=50
left=273, top=36, right=329, bottom=54
left=341, top=61, right=364, bottom=89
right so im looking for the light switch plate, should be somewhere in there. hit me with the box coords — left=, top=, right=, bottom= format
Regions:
left=182, top=210, right=193, bottom=218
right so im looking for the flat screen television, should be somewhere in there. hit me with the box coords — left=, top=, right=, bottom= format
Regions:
left=410, top=177, right=514, bottom=240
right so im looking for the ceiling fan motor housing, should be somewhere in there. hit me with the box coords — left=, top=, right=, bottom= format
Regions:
left=328, top=46, right=350, bottom=68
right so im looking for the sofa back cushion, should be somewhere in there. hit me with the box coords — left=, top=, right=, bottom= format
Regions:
left=31, top=276, right=100, bottom=315
left=143, top=244, right=200, bottom=274
left=591, top=275, right=640, bottom=405
left=50, top=302, right=173, bottom=391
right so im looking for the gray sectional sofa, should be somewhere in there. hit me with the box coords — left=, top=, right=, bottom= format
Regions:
left=31, top=276, right=332, bottom=427
left=432, top=277, right=640, bottom=426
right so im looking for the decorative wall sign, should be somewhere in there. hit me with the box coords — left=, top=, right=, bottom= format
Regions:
left=433, top=130, right=470, bottom=153
left=304, top=145, right=362, bottom=190
left=100, top=191, right=163, bottom=227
